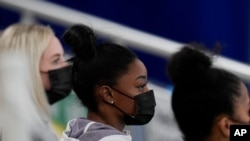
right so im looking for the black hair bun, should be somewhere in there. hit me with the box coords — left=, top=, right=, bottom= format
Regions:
left=63, top=24, right=97, bottom=61
left=167, top=46, right=212, bottom=85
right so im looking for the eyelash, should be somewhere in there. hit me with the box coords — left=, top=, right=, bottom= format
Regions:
left=138, top=83, right=147, bottom=90
left=53, top=58, right=60, bottom=64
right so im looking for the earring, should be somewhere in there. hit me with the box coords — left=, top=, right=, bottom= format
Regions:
left=109, top=101, right=114, bottom=104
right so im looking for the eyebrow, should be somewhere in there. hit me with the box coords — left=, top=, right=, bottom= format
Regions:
left=50, top=54, right=61, bottom=60
left=136, top=75, right=147, bottom=80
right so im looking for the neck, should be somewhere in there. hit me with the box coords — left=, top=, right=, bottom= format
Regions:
left=203, top=137, right=228, bottom=141
left=203, top=132, right=228, bottom=141
left=87, top=106, right=125, bottom=131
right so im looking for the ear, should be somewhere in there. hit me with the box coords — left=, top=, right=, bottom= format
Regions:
left=217, top=115, right=232, bottom=138
left=97, top=85, right=114, bottom=105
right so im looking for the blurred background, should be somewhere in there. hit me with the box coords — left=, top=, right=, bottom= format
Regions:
left=0, top=0, right=250, bottom=141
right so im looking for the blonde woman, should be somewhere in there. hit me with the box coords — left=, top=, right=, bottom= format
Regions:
left=0, top=23, right=72, bottom=140
left=0, top=23, right=72, bottom=105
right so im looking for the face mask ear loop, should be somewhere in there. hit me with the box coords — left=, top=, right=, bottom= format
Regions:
left=110, top=86, right=134, bottom=99
left=108, top=86, right=136, bottom=117
left=111, top=102, right=135, bottom=118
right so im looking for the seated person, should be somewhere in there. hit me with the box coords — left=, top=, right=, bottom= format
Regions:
left=167, top=45, right=250, bottom=141
left=60, top=24, right=156, bottom=141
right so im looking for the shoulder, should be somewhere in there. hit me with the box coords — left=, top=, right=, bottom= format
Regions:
left=61, top=118, right=130, bottom=141
left=99, top=134, right=132, bottom=141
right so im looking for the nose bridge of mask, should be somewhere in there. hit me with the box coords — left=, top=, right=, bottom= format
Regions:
left=111, top=87, right=156, bottom=109
left=40, top=63, right=72, bottom=74
left=48, top=65, right=72, bottom=84
left=134, top=90, right=156, bottom=109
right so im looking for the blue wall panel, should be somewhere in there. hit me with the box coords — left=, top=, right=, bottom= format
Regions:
left=0, top=0, right=249, bottom=85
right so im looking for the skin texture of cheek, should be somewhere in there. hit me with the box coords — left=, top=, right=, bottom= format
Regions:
left=233, top=82, right=250, bottom=123
left=113, top=94, right=136, bottom=116
left=233, top=103, right=250, bottom=123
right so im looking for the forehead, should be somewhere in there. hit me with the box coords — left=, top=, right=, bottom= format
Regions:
left=233, top=82, right=249, bottom=113
left=116, top=59, right=147, bottom=83
left=42, top=36, right=64, bottom=58
left=236, top=82, right=249, bottom=103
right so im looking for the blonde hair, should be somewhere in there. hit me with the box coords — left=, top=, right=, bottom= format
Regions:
left=0, top=52, right=56, bottom=141
left=0, top=23, right=55, bottom=119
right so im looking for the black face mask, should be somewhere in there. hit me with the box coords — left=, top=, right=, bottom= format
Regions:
left=45, top=65, right=72, bottom=105
left=111, top=88, right=156, bottom=125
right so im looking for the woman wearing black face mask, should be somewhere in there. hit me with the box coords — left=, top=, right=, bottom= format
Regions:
left=60, top=24, right=156, bottom=141
left=1, top=23, right=72, bottom=105
left=0, top=24, right=72, bottom=140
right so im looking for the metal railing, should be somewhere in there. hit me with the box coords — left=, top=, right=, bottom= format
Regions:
left=1, top=0, right=250, bottom=83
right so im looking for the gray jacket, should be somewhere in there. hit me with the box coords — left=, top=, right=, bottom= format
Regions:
left=60, top=118, right=131, bottom=141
